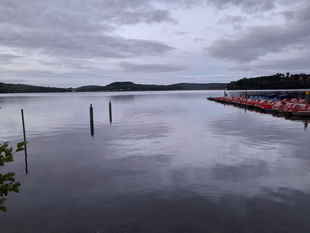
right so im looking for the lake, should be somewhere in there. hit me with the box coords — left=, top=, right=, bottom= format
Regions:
left=1, top=90, right=310, bottom=233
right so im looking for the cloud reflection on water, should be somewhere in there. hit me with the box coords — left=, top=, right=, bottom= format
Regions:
left=1, top=91, right=310, bottom=232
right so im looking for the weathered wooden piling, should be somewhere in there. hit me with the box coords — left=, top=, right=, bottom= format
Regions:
left=90, top=104, right=94, bottom=137
left=109, top=100, right=112, bottom=124
left=21, top=109, right=28, bottom=174
left=21, top=109, right=27, bottom=142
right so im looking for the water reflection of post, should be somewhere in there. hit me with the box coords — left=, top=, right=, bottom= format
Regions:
left=109, top=100, right=112, bottom=125
left=90, top=104, right=94, bottom=137
left=24, top=148, right=28, bottom=174
left=21, top=109, right=28, bottom=174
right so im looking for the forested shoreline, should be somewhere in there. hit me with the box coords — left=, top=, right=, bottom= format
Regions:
left=1, top=73, right=310, bottom=93
left=0, top=81, right=227, bottom=93
left=227, top=73, right=310, bottom=90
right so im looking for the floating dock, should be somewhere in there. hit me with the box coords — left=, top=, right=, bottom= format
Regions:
left=207, top=96, right=310, bottom=117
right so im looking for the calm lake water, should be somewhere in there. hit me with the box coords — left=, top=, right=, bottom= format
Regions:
left=1, top=90, right=310, bottom=233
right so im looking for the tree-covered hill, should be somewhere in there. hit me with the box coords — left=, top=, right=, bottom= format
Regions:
left=76, top=82, right=228, bottom=92
left=167, top=83, right=227, bottom=90
left=0, top=81, right=227, bottom=93
left=0, top=82, right=70, bottom=93
left=227, top=73, right=310, bottom=90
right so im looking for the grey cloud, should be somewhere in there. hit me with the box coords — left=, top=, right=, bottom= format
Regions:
left=218, top=15, right=247, bottom=25
left=228, top=54, right=310, bottom=74
left=174, top=32, right=190, bottom=35
left=194, top=38, right=207, bottom=42
left=111, top=10, right=176, bottom=25
left=0, top=54, right=22, bottom=63
left=156, top=0, right=275, bottom=12
left=1, top=69, right=71, bottom=79
left=0, top=0, right=284, bottom=63
left=207, top=0, right=276, bottom=12
left=259, top=55, right=310, bottom=72
left=0, top=68, right=112, bottom=87
left=0, top=0, right=176, bottom=59
left=207, top=0, right=310, bottom=63
left=119, top=62, right=188, bottom=73
left=206, top=1, right=310, bottom=63
left=217, top=15, right=247, bottom=31
left=207, top=25, right=303, bottom=62
left=0, top=27, right=174, bottom=59
left=0, top=0, right=175, bottom=27
left=282, top=2, right=310, bottom=23
left=159, top=0, right=275, bottom=12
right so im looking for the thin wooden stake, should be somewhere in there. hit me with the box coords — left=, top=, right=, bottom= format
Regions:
left=109, top=100, right=112, bottom=124
left=21, top=109, right=28, bottom=174
left=21, top=109, right=27, bottom=142
left=90, top=104, right=94, bottom=137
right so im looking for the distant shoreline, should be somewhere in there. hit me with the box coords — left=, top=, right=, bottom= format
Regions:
left=0, top=81, right=227, bottom=93
left=2, top=72, right=310, bottom=93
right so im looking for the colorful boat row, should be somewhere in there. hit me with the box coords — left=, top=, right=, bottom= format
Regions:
left=207, top=96, right=310, bottom=116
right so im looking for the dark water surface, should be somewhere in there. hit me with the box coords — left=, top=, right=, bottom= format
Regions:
left=1, top=91, right=310, bottom=233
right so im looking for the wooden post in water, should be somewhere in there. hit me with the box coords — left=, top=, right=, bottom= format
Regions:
left=306, top=90, right=310, bottom=105
left=90, top=104, right=94, bottom=137
left=21, top=109, right=28, bottom=174
left=109, top=100, right=112, bottom=124
left=21, top=109, right=27, bottom=142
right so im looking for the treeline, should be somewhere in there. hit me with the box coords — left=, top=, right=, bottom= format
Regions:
left=0, top=82, right=70, bottom=93
left=76, top=82, right=228, bottom=92
left=227, top=73, right=310, bottom=90
left=3, top=73, right=310, bottom=93
left=0, top=81, right=227, bottom=93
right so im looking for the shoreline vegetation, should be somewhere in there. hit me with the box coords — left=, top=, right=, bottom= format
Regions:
left=0, top=73, right=309, bottom=93
left=227, top=73, right=310, bottom=90
left=0, top=81, right=227, bottom=93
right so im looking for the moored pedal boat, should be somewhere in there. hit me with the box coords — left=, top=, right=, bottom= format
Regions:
left=208, top=94, right=310, bottom=116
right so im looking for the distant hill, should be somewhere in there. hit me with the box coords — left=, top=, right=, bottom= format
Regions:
left=0, top=82, right=70, bottom=93
left=75, top=85, right=106, bottom=92
left=227, top=73, right=310, bottom=90
left=0, top=81, right=227, bottom=93
left=103, top=81, right=166, bottom=91
left=167, top=83, right=227, bottom=90
left=76, top=82, right=227, bottom=92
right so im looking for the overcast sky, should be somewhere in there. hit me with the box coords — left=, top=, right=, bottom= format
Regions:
left=0, top=0, right=309, bottom=87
